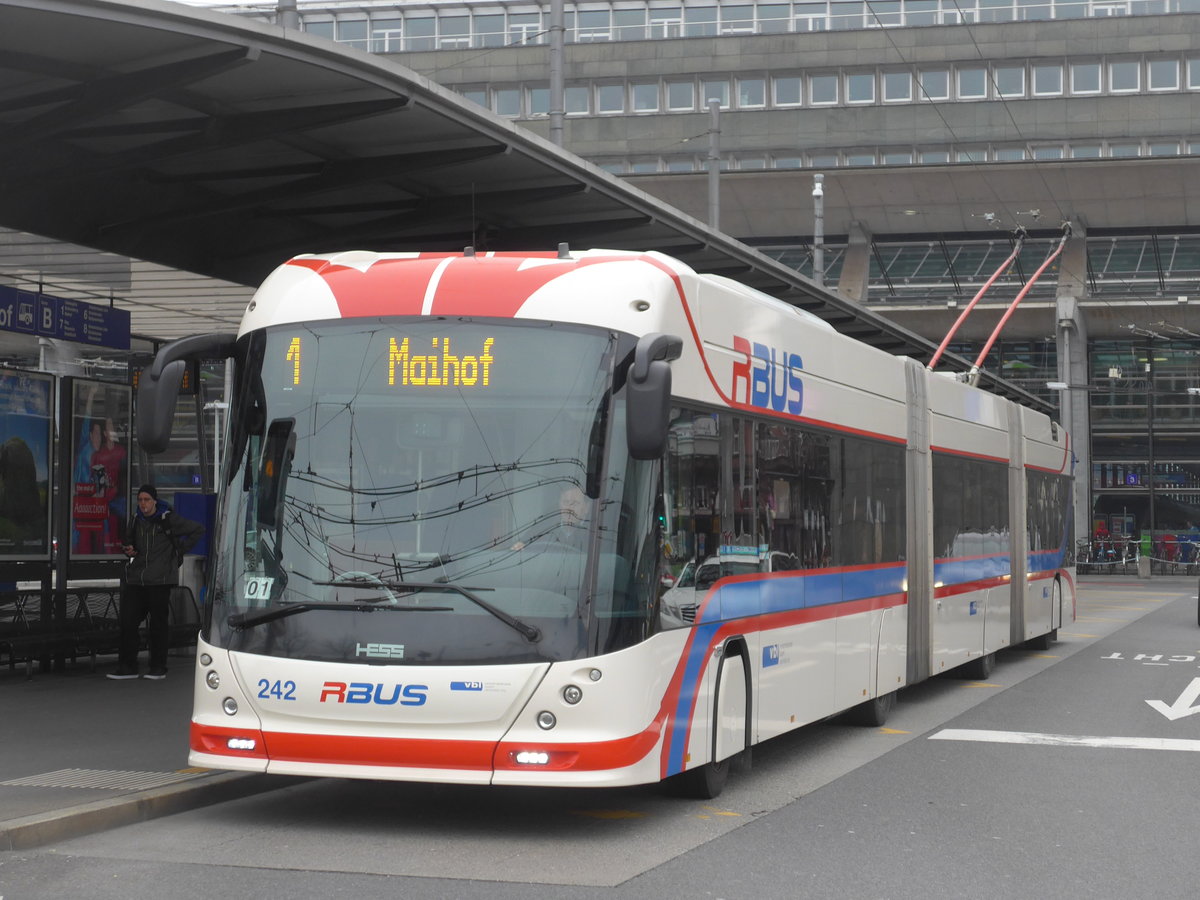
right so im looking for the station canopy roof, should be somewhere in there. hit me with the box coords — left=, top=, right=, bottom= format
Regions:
left=0, top=0, right=1045, bottom=408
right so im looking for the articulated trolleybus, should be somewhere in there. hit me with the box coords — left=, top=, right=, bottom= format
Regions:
left=139, top=247, right=1074, bottom=798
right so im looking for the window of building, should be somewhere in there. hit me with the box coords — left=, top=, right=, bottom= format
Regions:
left=1148, top=141, right=1180, bottom=156
left=810, top=74, right=839, bottom=105
left=1071, top=144, right=1102, bottom=158
left=303, top=19, right=334, bottom=40
left=1032, top=64, right=1063, bottom=95
left=599, top=162, right=625, bottom=174
left=775, top=156, right=804, bottom=168
left=811, top=153, right=840, bottom=167
left=846, top=72, right=875, bottom=103
left=1108, top=60, right=1140, bottom=93
left=576, top=10, right=612, bottom=41
left=508, top=13, right=542, bottom=45
left=614, top=9, right=647, bottom=40
left=667, top=158, right=696, bottom=172
left=739, top=78, right=766, bottom=108
left=684, top=6, right=718, bottom=36
left=759, top=3, right=791, bottom=32
left=406, top=16, right=435, bottom=51
left=846, top=151, right=876, bottom=165
left=565, top=85, right=590, bottom=114
left=1109, top=142, right=1141, bottom=157
left=597, top=84, right=626, bottom=113
left=667, top=81, right=696, bottom=110
left=336, top=18, right=368, bottom=50
left=829, top=1, right=865, bottom=29
left=794, top=3, right=828, bottom=31
left=494, top=87, right=521, bottom=117
left=527, top=87, right=549, bottom=117
left=993, top=65, right=1025, bottom=98
left=1070, top=61, right=1101, bottom=94
left=920, top=149, right=951, bottom=163
left=369, top=18, right=403, bottom=53
left=1147, top=59, right=1180, bottom=91
left=978, top=0, right=1015, bottom=22
left=957, top=67, right=987, bottom=99
left=919, top=69, right=949, bottom=100
left=629, top=160, right=659, bottom=173
left=1189, top=59, right=1200, bottom=89
left=906, top=0, right=939, bottom=24
left=460, top=88, right=488, bottom=108
left=882, top=150, right=914, bottom=164
left=438, top=15, right=470, bottom=49
left=701, top=79, right=731, bottom=108
left=883, top=71, right=912, bottom=102
left=994, top=146, right=1027, bottom=161
left=774, top=76, right=802, bottom=106
left=721, top=5, right=755, bottom=33
left=867, top=0, right=902, bottom=25
left=1032, top=145, right=1064, bottom=159
left=473, top=14, right=506, bottom=47
left=1017, top=0, right=1053, bottom=19
left=632, top=82, right=660, bottom=112
left=649, top=7, right=683, bottom=38
left=738, top=156, right=768, bottom=169
left=956, top=148, right=985, bottom=163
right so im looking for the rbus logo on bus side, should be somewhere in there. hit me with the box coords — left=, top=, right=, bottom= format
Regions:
left=320, top=682, right=429, bottom=706
left=731, top=336, right=804, bottom=415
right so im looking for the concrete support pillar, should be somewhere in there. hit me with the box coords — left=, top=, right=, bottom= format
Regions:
left=838, top=221, right=872, bottom=303
left=1055, top=221, right=1091, bottom=548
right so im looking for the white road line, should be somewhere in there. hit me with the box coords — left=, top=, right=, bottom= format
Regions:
left=930, top=729, right=1200, bottom=752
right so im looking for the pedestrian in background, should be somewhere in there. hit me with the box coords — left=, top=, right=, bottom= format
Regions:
left=108, top=484, right=203, bottom=680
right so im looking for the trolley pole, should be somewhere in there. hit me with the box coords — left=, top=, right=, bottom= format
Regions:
left=549, top=0, right=565, bottom=147
left=707, top=99, right=720, bottom=229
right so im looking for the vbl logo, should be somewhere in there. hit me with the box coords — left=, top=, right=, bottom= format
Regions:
left=731, top=336, right=803, bottom=415
left=320, top=681, right=428, bottom=706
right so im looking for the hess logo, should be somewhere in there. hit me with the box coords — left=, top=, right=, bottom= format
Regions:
left=731, top=336, right=803, bottom=414
left=320, top=681, right=428, bottom=706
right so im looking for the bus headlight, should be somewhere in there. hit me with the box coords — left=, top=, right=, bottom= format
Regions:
left=536, top=710, right=557, bottom=730
left=206, top=670, right=220, bottom=690
left=223, top=697, right=239, bottom=716
left=562, top=685, right=583, bottom=705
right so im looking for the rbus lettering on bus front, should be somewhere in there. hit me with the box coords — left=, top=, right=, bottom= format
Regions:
left=388, top=336, right=495, bottom=387
left=320, top=681, right=429, bottom=706
left=731, top=336, right=803, bottom=414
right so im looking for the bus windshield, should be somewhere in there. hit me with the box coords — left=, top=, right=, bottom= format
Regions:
left=207, top=319, right=662, bottom=665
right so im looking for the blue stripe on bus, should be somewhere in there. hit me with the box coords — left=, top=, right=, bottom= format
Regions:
left=695, top=565, right=906, bottom=624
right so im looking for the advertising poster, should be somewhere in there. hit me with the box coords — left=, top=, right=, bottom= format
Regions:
left=0, top=368, right=54, bottom=560
left=70, top=379, right=131, bottom=558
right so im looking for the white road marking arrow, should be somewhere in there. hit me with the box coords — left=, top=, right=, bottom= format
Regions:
left=1146, top=677, right=1200, bottom=721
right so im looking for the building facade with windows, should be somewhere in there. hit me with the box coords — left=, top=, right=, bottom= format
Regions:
left=174, top=2, right=1200, bottom=551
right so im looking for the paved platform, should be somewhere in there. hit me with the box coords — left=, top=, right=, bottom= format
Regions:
left=0, top=648, right=290, bottom=851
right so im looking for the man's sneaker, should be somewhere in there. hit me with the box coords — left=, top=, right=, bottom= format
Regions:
left=107, top=668, right=139, bottom=680
left=144, top=669, right=168, bottom=680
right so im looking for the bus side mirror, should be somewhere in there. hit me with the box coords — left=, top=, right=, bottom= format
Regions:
left=137, top=360, right=187, bottom=455
left=137, top=332, right=238, bottom=454
left=626, top=332, right=683, bottom=460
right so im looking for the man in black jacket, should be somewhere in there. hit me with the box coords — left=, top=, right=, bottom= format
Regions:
left=108, top=484, right=204, bottom=680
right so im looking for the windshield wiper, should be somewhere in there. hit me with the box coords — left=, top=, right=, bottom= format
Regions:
left=228, top=601, right=451, bottom=630
left=384, top=581, right=541, bottom=642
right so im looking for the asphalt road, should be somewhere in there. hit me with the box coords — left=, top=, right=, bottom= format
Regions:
left=1, top=577, right=1197, bottom=900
